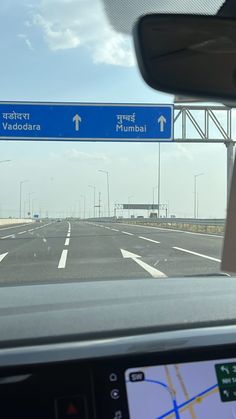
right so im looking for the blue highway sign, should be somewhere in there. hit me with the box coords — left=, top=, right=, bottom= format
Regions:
left=0, top=102, right=173, bottom=142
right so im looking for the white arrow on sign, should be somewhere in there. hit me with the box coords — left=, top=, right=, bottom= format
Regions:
left=221, top=365, right=230, bottom=374
left=120, top=249, right=166, bottom=278
left=73, top=114, right=82, bottom=131
left=157, top=115, right=166, bottom=132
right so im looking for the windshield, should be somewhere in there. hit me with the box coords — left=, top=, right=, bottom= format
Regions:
left=0, top=0, right=231, bottom=285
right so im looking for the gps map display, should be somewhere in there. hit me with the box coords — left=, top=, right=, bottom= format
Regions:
left=125, top=358, right=236, bottom=418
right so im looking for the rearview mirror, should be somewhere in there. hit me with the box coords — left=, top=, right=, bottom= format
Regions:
left=134, top=14, right=236, bottom=103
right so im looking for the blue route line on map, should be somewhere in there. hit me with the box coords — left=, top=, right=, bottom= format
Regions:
left=144, top=379, right=180, bottom=419
left=127, top=378, right=180, bottom=418
left=144, top=379, right=169, bottom=389
left=127, top=378, right=217, bottom=418
left=156, top=383, right=218, bottom=419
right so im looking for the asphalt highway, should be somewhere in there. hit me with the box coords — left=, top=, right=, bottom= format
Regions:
left=0, top=220, right=226, bottom=285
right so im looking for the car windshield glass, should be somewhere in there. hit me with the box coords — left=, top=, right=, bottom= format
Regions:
left=0, top=0, right=232, bottom=285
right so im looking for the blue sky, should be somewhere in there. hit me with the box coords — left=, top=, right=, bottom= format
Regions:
left=0, top=0, right=229, bottom=218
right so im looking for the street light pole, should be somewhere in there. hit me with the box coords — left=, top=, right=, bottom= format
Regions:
left=95, top=193, right=102, bottom=218
left=80, top=195, right=86, bottom=219
left=28, top=192, right=34, bottom=217
left=157, top=144, right=161, bottom=218
left=99, top=170, right=110, bottom=218
left=98, top=192, right=101, bottom=218
left=89, top=185, right=96, bottom=218
left=194, top=173, right=204, bottom=218
left=32, top=199, right=37, bottom=217
left=0, top=160, right=11, bottom=219
left=23, top=200, right=27, bottom=218
left=20, top=180, right=29, bottom=218
left=152, top=186, right=158, bottom=209
left=128, top=196, right=133, bottom=219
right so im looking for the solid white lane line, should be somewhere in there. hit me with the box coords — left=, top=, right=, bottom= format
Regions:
left=122, top=231, right=134, bottom=236
left=65, top=238, right=70, bottom=246
left=20, top=222, right=54, bottom=233
left=0, top=252, right=8, bottom=263
left=33, top=223, right=49, bottom=230
left=173, top=246, right=221, bottom=262
left=67, top=232, right=71, bottom=237
left=139, top=236, right=160, bottom=244
left=1, top=234, right=14, bottom=239
left=183, top=231, right=223, bottom=238
left=58, top=250, right=68, bottom=269
left=119, top=223, right=223, bottom=238
left=0, top=223, right=34, bottom=231
left=120, top=248, right=166, bottom=278
left=36, top=223, right=53, bottom=229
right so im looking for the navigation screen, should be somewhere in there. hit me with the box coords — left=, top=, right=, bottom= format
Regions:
left=125, top=358, right=236, bottom=418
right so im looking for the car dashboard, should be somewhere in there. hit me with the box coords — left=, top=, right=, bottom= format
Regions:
left=1, top=277, right=236, bottom=418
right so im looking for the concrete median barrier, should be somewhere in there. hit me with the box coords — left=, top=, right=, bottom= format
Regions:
left=0, top=219, right=35, bottom=227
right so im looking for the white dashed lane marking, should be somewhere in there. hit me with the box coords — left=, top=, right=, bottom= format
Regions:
left=58, top=250, right=68, bottom=269
left=58, top=221, right=71, bottom=269
left=139, top=236, right=160, bottom=244
left=1, top=235, right=14, bottom=239
left=173, top=247, right=221, bottom=263
left=0, top=252, right=8, bottom=263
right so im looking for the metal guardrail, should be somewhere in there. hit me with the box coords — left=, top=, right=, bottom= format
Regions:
left=115, top=218, right=225, bottom=225
left=114, top=218, right=225, bottom=234
left=83, top=217, right=225, bottom=234
left=85, top=217, right=225, bottom=225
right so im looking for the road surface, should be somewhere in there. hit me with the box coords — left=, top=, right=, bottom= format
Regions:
left=0, top=220, right=226, bottom=285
